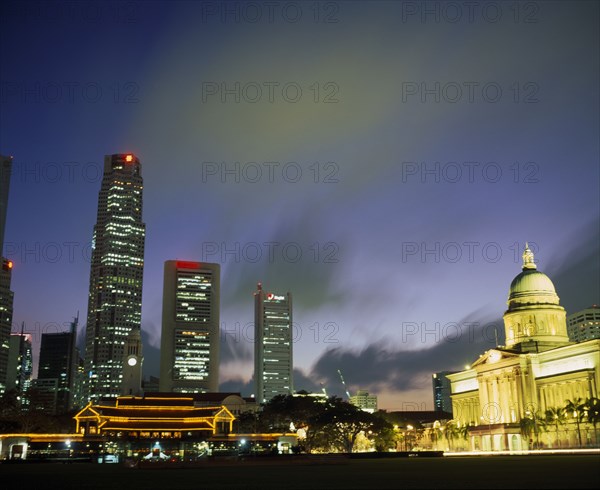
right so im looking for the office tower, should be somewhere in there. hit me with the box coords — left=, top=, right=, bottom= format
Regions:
left=0, top=258, right=13, bottom=394
left=0, top=155, right=12, bottom=252
left=432, top=371, right=455, bottom=413
left=6, top=329, right=33, bottom=406
left=567, top=305, right=600, bottom=342
left=349, top=390, right=378, bottom=413
left=37, top=316, right=79, bottom=413
left=160, top=261, right=220, bottom=393
left=0, top=155, right=13, bottom=395
left=254, top=283, right=293, bottom=403
left=84, top=154, right=146, bottom=402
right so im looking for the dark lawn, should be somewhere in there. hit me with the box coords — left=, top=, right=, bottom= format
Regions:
left=1, top=455, right=599, bottom=489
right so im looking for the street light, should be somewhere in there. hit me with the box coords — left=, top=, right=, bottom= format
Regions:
left=406, top=425, right=414, bottom=451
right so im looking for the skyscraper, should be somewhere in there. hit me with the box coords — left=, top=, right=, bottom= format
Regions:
left=0, top=155, right=13, bottom=394
left=6, top=330, right=32, bottom=406
left=254, top=283, right=293, bottom=403
left=84, top=154, right=146, bottom=402
left=160, top=261, right=220, bottom=393
left=432, top=371, right=455, bottom=413
left=567, top=305, right=600, bottom=342
left=37, top=316, right=79, bottom=413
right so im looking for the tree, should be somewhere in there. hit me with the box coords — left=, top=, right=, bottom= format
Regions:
left=444, top=420, right=459, bottom=451
left=309, top=397, right=378, bottom=453
left=544, top=407, right=567, bottom=448
left=584, top=397, right=600, bottom=447
left=565, top=398, right=587, bottom=448
left=520, top=411, right=545, bottom=449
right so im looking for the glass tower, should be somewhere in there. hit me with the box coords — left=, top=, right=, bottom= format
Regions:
left=254, top=283, right=293, bottom=403
left=84, top=154, right=145, bottom=402
left=160, top=261, right=220, bottom=393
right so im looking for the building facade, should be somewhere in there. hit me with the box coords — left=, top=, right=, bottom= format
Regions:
left=37, top=317, right=79, bottom=413
left=84, top=154, right=146, bottom=402
left=160, top=261, right=220, bottom=393
left=5, top=331, right=32, bottom=406
left=254, top=283, right=293, bottom=403
left=432, top=371, right=456, bottom=413
left=0, top=259, right=13, bottom=395
left=448, top=245, right=600, bottom=451
left=0, top=155, right=13, bottom=395
left=567, top=305, right=600, bottom=342
left=350, top=390, right=378, bottom=413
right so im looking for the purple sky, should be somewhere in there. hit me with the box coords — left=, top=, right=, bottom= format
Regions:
left=1, top=1, right=598, bottom=410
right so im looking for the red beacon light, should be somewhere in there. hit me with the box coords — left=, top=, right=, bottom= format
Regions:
left=125, top=154, right=134, bottom=162
left=7, top=261, right=13, bottom=269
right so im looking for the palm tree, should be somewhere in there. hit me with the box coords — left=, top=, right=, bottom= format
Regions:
left=585, top=397, right=600, bottom=447
left=521, top=410, right=545, bottom=449
left=565, top=398, right=587, bottom=447
left=444, top=420, right=458, bottom=452
left=544, top=407, right=567, bottom=448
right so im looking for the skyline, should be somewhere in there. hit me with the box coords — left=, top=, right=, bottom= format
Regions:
left=0, top=0, right=599, bottom=410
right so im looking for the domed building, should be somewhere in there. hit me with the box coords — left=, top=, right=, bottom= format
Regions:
left=447, top=245, right=599, bottom=451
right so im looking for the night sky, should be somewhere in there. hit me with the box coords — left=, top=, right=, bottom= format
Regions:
left=1, top=0, right=598, bottom=410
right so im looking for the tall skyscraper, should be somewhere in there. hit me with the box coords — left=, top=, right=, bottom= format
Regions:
left=254, top=283, right=293, bottom=403
left=432, top=371, right=455, bottom=413
left=84, top=154, right=146, bottom=402
left=567, top=305, right=600, bottom=342
left=37, top=316, right=79, bottom=413
left=160, top=261, right=220, bottom=393
left=0, top=155, right=13, bottom=394
left=6, top=329, right=33, bottom=406
left=0, top=259, right=13, bottom=394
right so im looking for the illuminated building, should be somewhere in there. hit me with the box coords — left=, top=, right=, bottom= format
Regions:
left=36, top=316, right=80, bottom=413
left=0, top=155, right=13, bottom=395
left=448, top=244, right=600, bottom=451
left=0, top=259, right=14, bottom=396
left=432, top=371, right=456, bottom=413
left=350, top=390, right=378, bottom=413
left=160, top=261, right=220, bottom=393
left=84, top=154, right=146, bottom=402
left=6, top=329, right=32, bottom=406
left=568, top=305, right=600, bottom=342
left=254, top=283, right=293, bottom=403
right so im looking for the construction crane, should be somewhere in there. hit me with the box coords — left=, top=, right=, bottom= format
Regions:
left=320, top=382, right=328, bottom=397
left=337, top=369, right=352, bottom=400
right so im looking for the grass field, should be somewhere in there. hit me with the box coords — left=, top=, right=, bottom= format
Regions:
left=1, top=455, right=599, bottom=489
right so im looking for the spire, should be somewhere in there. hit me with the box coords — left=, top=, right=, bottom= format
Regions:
left=522, top=242, right=537, bottom=270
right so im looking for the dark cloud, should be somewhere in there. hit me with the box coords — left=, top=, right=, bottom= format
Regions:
left=547, top=217, right=600, bottom=313
left=310, top=311, right=500, bottom=396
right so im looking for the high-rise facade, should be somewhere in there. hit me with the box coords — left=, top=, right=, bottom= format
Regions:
left=37, top=316, right=79, bottom=413
left=0, top=155, right=13, bottom=394
left=567, top=305, right=600, bottom=342
left=254, top=283, right=293, bottom=403
left=432, top=371, right=455, bottom=413
left=160, top=261, right=220, bottom=393
left=84, top=154, right=145, bottom=402
left=6, top=331, right=33, bottom=406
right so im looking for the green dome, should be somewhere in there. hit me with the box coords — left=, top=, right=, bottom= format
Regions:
left=509, top=269, right=557, bottom=298
left=507, top=243, right=560, bottom=307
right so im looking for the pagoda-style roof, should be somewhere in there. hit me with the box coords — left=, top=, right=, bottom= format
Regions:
left=74, top=395, right=235, bottom=436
